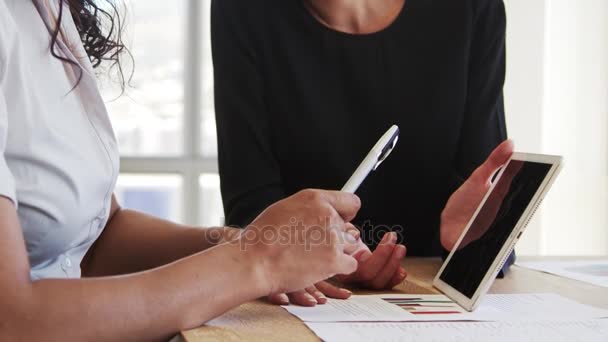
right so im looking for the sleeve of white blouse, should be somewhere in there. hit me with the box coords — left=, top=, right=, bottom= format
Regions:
left=0, top=2, right=17, bottom=205
left=0, top=90, right=16, bottom=205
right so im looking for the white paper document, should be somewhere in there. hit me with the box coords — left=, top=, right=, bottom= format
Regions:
left=306, top=320, right=608, bottom=342
left=283, top=293, right=608, bottom=322
left=517, top=260, right=608, bottom=288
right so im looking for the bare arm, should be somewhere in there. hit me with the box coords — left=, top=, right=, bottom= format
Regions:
left=0, top=190, right=360, bottom=341
left=0, top=197, right=266, bottom=341
left=82, top=196, right=241, bottom=277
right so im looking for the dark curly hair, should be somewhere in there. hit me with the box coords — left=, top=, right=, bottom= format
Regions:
left=49, top=0, right=131, bottom=90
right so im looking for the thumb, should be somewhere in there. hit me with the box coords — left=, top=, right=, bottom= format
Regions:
left=340, top=230, right=363, bottom=255
left=471, top=140, right=514, bottom=185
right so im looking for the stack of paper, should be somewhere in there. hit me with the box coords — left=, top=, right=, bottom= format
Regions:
left=282, top=294, right=608, bottom=341
left=306, top=320, right=608, bottom=342
left=517, top=260, right=608, bottom=288
left=283, top=293, right=608, bottom=322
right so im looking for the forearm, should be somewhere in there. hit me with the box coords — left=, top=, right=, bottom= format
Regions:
left=5, top=242, right=266, bottom=341
left=83, top=207, right=240, bottom=277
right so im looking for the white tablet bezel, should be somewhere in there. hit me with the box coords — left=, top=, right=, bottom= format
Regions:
left=433, top=152, right=563, bottom=312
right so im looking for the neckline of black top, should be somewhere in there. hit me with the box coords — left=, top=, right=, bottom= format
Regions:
left=297, top=0, right=409, bottom=40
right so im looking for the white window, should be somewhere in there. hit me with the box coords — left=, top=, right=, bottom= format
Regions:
left=505, top=0, right=608, bottom=256
left=101, top=0, right=223, bottom=227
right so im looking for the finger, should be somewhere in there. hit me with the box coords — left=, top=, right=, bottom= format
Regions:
left=368, top=244, right=407, bottom=290
left=338, top=254, right=358, bottom=275
left=353, top=248, right=373, bottom=262
left=344, top=223, right=361, bottom=240
left=329, top=226, right=359, bottom=256
left=339, top=230, right=362, bottom=255
left=315, top=281, right=353, bottom=300
left=267, top=293, right=290, bottom=305
left=492, top=161, right=521, bottom=199
left=320, top=191, right=362, bottom=222
left=305, top=286, right=328, bottom=304
left=354, top=232, right=397, bottom=282
left=288, top=290, right=318, bottom=307
left=329, top=229, right=360, bottom=275
left=387, top=266, right=408, bottom=289
left=347, top=238, right=371, bottom=258
left=471, top=140, right=515, bottom=185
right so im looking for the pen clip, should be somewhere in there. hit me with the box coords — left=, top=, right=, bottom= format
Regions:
left=373, top=129, right=400, bottom=171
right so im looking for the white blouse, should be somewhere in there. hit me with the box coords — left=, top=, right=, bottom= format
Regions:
left=0, top=0, right=120, bottom=279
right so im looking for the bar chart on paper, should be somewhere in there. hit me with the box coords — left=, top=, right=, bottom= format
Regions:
left=282, top=293, right=608, bottom=323
left=381, top=297, right=466, bottom=315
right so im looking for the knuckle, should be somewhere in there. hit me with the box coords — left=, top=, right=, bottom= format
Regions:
left=351, top=195, right=362, bottom=210
left=301, top=189, right=324, bottom=203
left=319, top=203, right=334, bottom=216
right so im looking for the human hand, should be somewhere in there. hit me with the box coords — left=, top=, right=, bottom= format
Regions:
left=268, top=231, right=407, bottom=306
left=336, top=232, right=407, bottom=290
left=440, top=140, right=514, bottom=251
left=266, top=281, right=354, bottom=306
left=242, top=189, right=362, bottom=297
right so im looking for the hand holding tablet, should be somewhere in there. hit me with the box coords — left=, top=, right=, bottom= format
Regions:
left=440, top=140, right=516, bottom=251
left=434, top=146, right=563, bottom=311
left=339, top=132, right=563, bottom=313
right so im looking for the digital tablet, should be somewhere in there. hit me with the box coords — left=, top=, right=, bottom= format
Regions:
left=433, top=153, right=563, bottom=311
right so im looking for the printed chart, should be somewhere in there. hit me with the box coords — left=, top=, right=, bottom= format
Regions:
left=381, top=297, right=467, bottom=315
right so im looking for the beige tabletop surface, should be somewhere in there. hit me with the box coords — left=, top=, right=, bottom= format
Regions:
left=179, top=256, right=608, bottom=342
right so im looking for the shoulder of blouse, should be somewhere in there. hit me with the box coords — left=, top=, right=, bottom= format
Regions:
left=0, top=2, right=17, bottom=81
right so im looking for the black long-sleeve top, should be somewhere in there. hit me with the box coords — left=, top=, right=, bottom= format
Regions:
left=211, top=0, right=508, bottom=256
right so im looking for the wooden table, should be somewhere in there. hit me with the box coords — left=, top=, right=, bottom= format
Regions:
left=179, top=257, right=608, bottom=341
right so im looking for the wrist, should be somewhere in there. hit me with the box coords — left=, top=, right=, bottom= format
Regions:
left=198, top=226, right=241, bottom=246
left=220, top=227, right=243, bottom=244
left=240, top=239, right=274, bottom=298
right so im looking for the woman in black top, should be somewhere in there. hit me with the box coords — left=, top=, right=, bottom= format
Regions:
left=212, top=0, right=510, bottom=306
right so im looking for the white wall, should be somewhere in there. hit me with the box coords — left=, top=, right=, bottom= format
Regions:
left=542, top=0, right=608, bottom=256
left=504, top=0, right=547, bottom=255
left=504, top=0, right=608, bottom=256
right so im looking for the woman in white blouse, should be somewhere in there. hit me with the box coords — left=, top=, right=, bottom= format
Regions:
left=0, top=0, right=366, bottom=339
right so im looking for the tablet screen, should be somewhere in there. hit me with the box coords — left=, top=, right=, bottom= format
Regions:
left=438, top=160, right=553, bottom=298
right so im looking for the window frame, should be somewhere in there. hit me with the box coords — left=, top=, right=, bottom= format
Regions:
left=118, top=0, right=218, bottom=226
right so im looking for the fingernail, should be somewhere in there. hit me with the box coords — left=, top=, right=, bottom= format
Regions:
left=345, top=233, right=357, bottom=244
left=381, top=233, right=390, bottom=244
left=396, top=245, right=406, bottom=258
left=343, top=289, right=353, bottom=295
left=305, top=294, right=317, bottom=304
left=316, top=292, right=327, bottom=303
